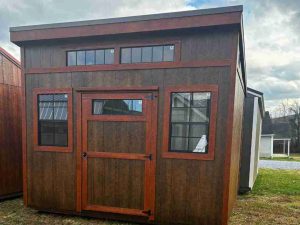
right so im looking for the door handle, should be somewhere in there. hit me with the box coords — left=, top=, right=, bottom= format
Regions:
left=82, top=152, right=87, bottom=159
left=144, top=154, right=152, bottom=160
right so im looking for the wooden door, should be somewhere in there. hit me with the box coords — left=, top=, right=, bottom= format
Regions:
left=81, top=92, right=157, bottom=220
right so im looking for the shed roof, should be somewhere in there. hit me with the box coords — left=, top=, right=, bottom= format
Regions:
left=247, top=87, right=265, bottom=117
left=0, top=47, right=20, bottom=68
left=10, top=5, right=243, bottom=44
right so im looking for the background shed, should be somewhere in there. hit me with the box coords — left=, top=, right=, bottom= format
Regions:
left=0, top=47, right=22, bottom=200
left=260, top=111, right=275, bottom=158
left=239, top=88, right=264, bottom=193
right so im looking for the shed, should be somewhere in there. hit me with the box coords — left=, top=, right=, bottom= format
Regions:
left=259, top=111, right=274, bottom=158
left=0, top=47, right=22, bottom=200
left=239, top=88, right=264, bottom=193
left=10, top=5, right=246, bottom=225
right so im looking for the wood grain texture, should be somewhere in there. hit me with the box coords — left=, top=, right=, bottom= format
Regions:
left=0, top=50, right=22, bottom=199
left=22, top=25, right=244, bottom=225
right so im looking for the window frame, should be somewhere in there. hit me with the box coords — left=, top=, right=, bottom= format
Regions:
left=162, top=85, right=218, bottom=160
left=120, top=44, right=176, bottom=64
left=33, top=88, right=73, bottom=152
left=66, top=48, right=115, bottom=66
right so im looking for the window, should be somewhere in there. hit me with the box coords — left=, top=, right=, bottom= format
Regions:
left=170, top=92, right=210, bottom=153
left=38, top=94, right=68, bottom=146
left=120, top=45, right=175, bottom=64
left=67, top=49, right=114, bottom=66
left=92, top=99, right=143, bottom=115
left=33, top=88, right=73, bottom=152
left=162, top=85, right=218, bottom=160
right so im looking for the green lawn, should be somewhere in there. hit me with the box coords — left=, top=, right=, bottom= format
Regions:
left=229, top=169, right=300, bottom=225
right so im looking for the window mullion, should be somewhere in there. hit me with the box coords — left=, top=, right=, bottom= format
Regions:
left=188, top=94, right=193, bottom=151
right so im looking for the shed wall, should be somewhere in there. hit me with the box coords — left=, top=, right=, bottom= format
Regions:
left=23, top=27, right=240, bottom=224
left=239, top=95, right=262, bottom=192
left=0, top=51, right=22, bottom=199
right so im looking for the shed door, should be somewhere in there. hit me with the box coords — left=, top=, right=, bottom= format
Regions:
left=81, top=92, right=157, bottom=219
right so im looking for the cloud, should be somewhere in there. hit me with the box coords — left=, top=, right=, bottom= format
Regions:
left=0, top=0, right=193, bottom=58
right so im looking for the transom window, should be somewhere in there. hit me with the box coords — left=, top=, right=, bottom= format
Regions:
left=169, top=92, right=211, bottom=153
left=121, top=45, right=175, bottom=64
left=67, top=49, right=114, bottom=66
left=92, top=99, right=143, bottom=115
left=38, top=94, right=68, bottom=146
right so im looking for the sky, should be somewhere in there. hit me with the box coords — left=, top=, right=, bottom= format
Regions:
left=1, top=0, right=300, bottom=116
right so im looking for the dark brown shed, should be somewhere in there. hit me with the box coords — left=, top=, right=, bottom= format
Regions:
left=10, top=5, right=246, bottom=225
left=239, top=88, right=264, bottom=193
left=0, top=47, right=22, bottom=200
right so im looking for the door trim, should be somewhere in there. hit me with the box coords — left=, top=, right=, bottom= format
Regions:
left=75, top=88, right=157, bottom=221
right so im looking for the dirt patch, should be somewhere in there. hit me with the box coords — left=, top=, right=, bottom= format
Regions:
left=229, top=195, right=300, bottom=225
left=0, top=198, right=130, bottom=225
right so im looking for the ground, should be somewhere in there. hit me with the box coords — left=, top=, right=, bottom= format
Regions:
left=261, top=153, right=300, bottom=162
left=229, top=169, right=300, bottom=225
left=0, top=169, right=299, bottom=225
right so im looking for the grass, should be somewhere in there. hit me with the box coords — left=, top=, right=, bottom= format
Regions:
left=261, top=153, right=300, bottom=162
left=0, top=169, right=299, bottom=225
left=229, top=169, right=300, bottom=225
left=0, top=199, right=130, bottom=225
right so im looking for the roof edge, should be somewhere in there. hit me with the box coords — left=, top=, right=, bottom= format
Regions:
left=10, top=5, right=243, bottom=32
left=247, top=87, right=263, bottom=96
left=0, top=47, right=21, bottom=67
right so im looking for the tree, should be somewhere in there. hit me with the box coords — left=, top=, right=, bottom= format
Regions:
left=288, top=101, right=300, bottom=148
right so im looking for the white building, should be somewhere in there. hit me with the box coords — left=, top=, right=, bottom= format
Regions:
left=259, top=134, right=274, bottom=158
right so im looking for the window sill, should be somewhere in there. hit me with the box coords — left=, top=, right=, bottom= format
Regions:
left=161, top=151, right=214, bottom=160
left=34, top=145, right=72, bottom=153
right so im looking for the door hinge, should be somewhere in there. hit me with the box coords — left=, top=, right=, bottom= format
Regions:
left=142, top=209, right=151, bottom=216
left=144, top=154, right=152, bottom=160
left=82, top=152, right=87, bottom=159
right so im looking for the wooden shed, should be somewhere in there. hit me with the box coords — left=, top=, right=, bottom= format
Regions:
left=10, top=5, right=246, bottom=225
left=239, top=88, right=264, bottom=193
left=0, top=47, right=22, bottom=200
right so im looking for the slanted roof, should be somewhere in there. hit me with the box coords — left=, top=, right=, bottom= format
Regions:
left=0, top=47, right=20, bottom=68
left=262, top=111, right=274, bottom=135
left=10, top=5, right=243, bottom=44
left=247, top=87, right=265, bottom=117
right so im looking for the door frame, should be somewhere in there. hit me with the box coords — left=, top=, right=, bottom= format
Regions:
left=75, top=86, right=158, bottom=220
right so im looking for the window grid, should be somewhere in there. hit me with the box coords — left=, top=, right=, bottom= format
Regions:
left=67, top=49, right=115, bottom=66
left=92, top=99, right=143, bottom=115
left=38, top=94, right=68, bottom=147
left=121, top=45, right=175, bottom=64
left=169, top=92, right=211, bottom=153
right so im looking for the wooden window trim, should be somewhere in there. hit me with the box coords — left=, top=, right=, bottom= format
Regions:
left=64, top=39, right=180, bottom=68
left=162, top=85, right=218, bottom=160
left=66, top=48, right=115, bottom=66
left=33, top=88, right=73, bottom=152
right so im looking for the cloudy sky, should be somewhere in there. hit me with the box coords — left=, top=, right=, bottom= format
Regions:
left=1, top=0, right=299, bottom=116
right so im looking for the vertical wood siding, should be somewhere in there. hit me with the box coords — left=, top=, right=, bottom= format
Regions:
left=0, top=51, right=22, bottom=199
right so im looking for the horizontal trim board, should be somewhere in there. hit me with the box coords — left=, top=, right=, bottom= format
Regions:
left=76, top=86, right=159, bottom=92
left=86, top=116, right=146, bottom=122
left=87, top=152, right=150, bottom=160
left=11, top=12, right=241, bottom=43
left=26, top=60, right=232, bottom=75
left=83, top=205, right=148, bottom=217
